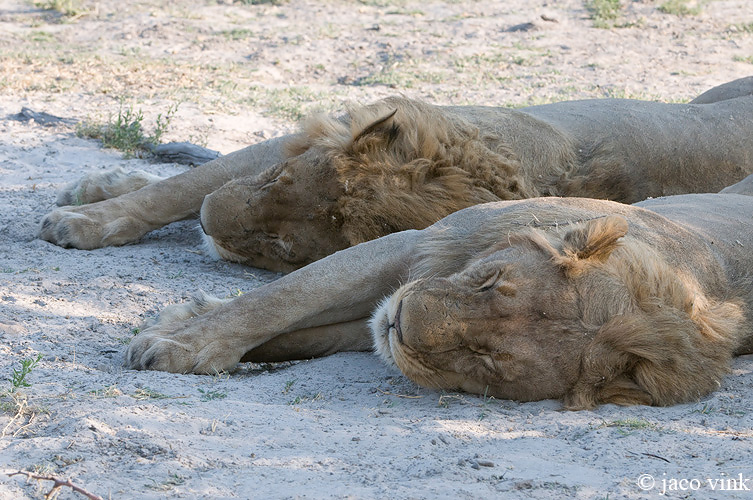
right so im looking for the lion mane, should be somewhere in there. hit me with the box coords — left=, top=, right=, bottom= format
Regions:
left=283, top=97, right=536, bottom=245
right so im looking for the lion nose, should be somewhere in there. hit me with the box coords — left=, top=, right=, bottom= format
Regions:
left=199, top=194, right=214, bottom=236
left=390, top=300, right=404, bottom=343
left=199, top=216, right=207, bottom=234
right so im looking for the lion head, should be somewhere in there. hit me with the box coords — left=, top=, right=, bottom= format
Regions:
left=200, top=97, right=527, bottom=272
left=370, top=214, right=744, bottom=409
left=199, top=147, right=350, bottom=273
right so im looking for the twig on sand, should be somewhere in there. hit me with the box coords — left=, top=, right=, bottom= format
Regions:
left=641, top=452, right=671, bottom=463
left=7, top=471, right=104, bottom=500
left=626, top=450, right=671, bottom=463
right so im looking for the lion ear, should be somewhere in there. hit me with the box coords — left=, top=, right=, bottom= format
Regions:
left=555, top=215, right=628, bottom=274
left=351, top=108, right=399, bottom=145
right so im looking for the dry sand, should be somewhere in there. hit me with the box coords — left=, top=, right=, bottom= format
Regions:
left=1, top=0, right=753, bottom=498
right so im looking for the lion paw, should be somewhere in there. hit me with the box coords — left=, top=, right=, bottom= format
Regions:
left=38, top=199, right=154, bottom=249
left=125, top=325, right=241, bottom=374
left=56, top=167, right=164, bottom=206
left=141, top=291, right=230, bottom=329
left=126, top=292, right=238, bottom=374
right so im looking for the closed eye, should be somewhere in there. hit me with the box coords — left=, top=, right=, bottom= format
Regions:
left=255, top=162, right=286, bottom=189
left=478, top=269, right=500, bottom=292
left=260, top=178, right=278, bottom=189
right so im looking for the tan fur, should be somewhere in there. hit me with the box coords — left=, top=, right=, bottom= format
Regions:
left=197, top=83, right=753, bottom=271
left=40, top=78, right=753, bottom=272
left=284, top=98, right=530, bottom=244
left=125, top=186, right=753, bottom=409
left=371, top=199, right=749, bottom=409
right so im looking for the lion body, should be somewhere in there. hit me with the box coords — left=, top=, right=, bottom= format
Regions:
left=274, top=93, right=753, bottom=251
left=126, top=184, right=753, bottom=408
left=490, top=97, right=753, bottom=200
left=40, top=77, right=753, bottom=272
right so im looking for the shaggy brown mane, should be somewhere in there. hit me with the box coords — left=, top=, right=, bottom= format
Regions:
left=284, top=97, right=534, bottom=244
left=564, top=238, right=744, bottom=408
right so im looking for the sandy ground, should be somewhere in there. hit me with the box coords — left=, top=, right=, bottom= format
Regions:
left=1, top=0, right=753, bottom=498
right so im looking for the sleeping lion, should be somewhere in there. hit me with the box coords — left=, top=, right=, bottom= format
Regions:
left=126, top=176, right=753, bottom=409
left=40, top=77, right=753, bottom=272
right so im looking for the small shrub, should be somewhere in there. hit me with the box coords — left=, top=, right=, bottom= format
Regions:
left=585, top=0, right=622, bottom=27
left=77, top=102, right=178, bottom=157
left=658, top=0, right=701, bottom=16
left=198, top=388, right=227, bottom=401
left=34, top=0, right=87, bottom=18
left=8, top=354, right=43, bottom=394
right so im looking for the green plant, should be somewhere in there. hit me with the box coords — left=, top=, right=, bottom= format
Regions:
left=152, top=104, right=179, bottom=144
left=732, top=23, right=753, bottom=34
left=602, top=418, right=659, bottom=435
left=290, top=392, right=323, bottom=405
left=198, top=388, right=227, bottom=401
left=77, top=102, right=178, bottom=157
left=89, top=385, right=123, bottom=398
left=131, top=387, right=169, bottom=400
left=219, top=28, right=256, bottom=41
left=478, top=386, right=495, bottom=421
left=8, top=354, right=43, bottom=393
left=28, top=31, right=55, bottom=43
left=657, top=0, right=701, bottom=16
left=2, top=355, right=44, bottom=436
left=585, top=0, right=622, bottom=27
left=692, top=402, right=716, bottom=414
left=282, top=379, right=297, bottom=394
left=33, top=0, right=86, bottom=17
left=104, top=104, right=145, bottom=151
left=262, top=87, right=324, bottom=121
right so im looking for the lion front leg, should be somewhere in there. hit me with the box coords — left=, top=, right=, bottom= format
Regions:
left=125, top=229, right=421, bottom=373
left=39, top=136, right=287, bottom=249
left=127, top=311, right=372, bottom=373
